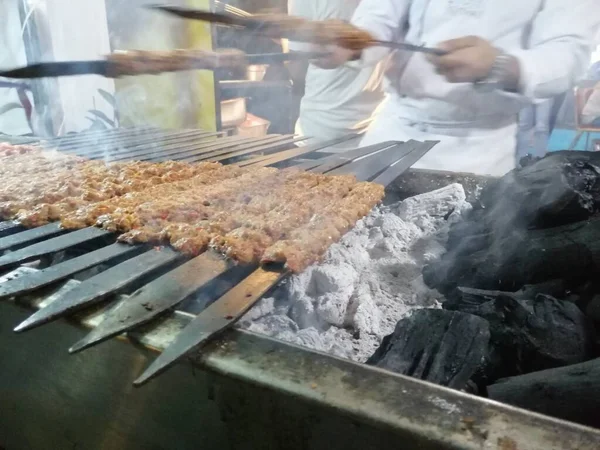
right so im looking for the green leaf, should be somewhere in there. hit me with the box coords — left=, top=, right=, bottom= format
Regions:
left=0, top=102, right=24, bottom=116
left=85, top=116, right=108, bottom=130
left=97, top=89, right=117, bottom=108
left=88, top=109, right=115, bottom=127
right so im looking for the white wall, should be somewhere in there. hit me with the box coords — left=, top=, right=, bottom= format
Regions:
left=0, top=1, right=30, bottom=135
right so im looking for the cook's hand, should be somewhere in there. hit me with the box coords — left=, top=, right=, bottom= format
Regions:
left=313, top=45, right=359, bottom=69
left=428, top=36, right=500, bottom=83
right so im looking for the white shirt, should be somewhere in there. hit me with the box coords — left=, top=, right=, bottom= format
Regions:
left=288, top=0, right=385, bottom=141
left=351, top=0, right=600, bottom=131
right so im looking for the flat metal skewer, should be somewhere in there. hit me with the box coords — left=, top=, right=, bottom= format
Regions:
left=134, top=267, right=284, bottom=386
left=148, top=6, right=446, bottom=55
left=68, top=251, right=232, bottom=354
left=14, top=247, right=182, bottom=333
left=0, top=51, right=327, bottom=79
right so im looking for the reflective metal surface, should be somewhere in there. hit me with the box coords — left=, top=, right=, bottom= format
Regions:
left=2, top=293, right=600, bottom=449
left=0, top=302, right=226, bottom=450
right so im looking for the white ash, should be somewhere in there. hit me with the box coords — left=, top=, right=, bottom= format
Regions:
left=238, top=183, right=471, bottom=363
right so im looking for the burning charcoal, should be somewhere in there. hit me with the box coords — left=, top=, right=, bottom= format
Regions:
left=443, top=281, right=569, bottom=314
left=425, top=153, right=600, bottom=293
left=517, top=154, right=541, bottom=168
left=569, top=281, right=599, bottom=312
left=391, top=169, right=490, bottom=204
left=446, top=208, right=488, bottom=251
left=245, top=315, right=299, bottom=337
left=289, top=296, right=320, bottom=329
left=516, top=279, right=569, bottom=300
left=471, top=294, right=595, bottom=379
left=367, top=309, right=490, bottom=389
left=443, top=287, right=502, bottom=315
left=423, top=215, right=600, bottom=293
left=308, top=262, right=358, bottom=327
left=481, top=151, right=600, bottom=232
left=585, top=294, right=600, bottom=323
left=488, top=358, right=600, bottom=429
left=239, top=297, right=276, bottom=323
left=395, top=183, right=467, bottom=223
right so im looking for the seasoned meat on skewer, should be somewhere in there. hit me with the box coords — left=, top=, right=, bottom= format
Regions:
left=7, top=159, right=225, bottom=226
left=242, top=15, right=375, bottom=52
left=0, top=143, right=385, bottom=273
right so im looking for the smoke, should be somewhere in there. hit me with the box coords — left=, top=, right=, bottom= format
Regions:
left=422, top=152, right=600, bottom=299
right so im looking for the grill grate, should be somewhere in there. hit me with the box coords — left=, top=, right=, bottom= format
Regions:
left=2, top=127, right=437, bottom=385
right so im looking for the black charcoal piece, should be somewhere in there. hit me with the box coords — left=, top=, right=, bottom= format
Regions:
left=443, top=281, right=568, bottom=314
left=585, top=294, right=600, bottom=322
left=423, top=215, right=600, bottom=293
left=367, top=309, right=490, bottom=390
left=516, top=280, right=569, bottom=300
left=488, top=358, right=600, bottom=429
left=481, top=151, right=600, bottom=232
left=424, top=153, right=600, bottom=294
left=472, top=294, right=595, bottom=379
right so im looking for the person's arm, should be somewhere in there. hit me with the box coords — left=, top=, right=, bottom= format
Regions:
left=508, top=0, right=600, bottom=99
left=430, top=0, right=599, bottom=99
left=350, top=0, right=410, bottom=66
left=313, top=0, right=410, bottom=69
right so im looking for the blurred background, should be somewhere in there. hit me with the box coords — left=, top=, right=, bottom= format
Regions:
left=1, top=0, right=599, bottom=152
left=0, top=0, right=293, bottom=139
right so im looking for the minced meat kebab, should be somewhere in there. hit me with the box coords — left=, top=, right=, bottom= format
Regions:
left=0, top=143, right=384, bottom=273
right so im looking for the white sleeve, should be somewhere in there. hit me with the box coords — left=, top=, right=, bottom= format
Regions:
left=509, top=0, right=600, bottom=100
left=350, top=0, right=410, bottom=66
left=288, top=0, right=313, bottom=52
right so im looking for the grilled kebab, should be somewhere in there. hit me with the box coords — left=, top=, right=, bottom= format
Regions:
left=0, top=144, right=384, bottom=273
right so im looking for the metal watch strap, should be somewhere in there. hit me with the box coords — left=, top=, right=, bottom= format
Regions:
left=475, top=51, right=512, bottom=92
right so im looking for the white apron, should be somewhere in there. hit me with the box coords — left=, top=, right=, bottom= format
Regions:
left=360, top=96, right=517, bottom=176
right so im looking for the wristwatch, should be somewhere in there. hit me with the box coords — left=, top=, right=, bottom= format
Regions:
left=475, top=51, right=513, bottom=92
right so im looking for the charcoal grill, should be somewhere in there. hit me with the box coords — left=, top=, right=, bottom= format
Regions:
left=1, top=128, right=599, bottom=450
left=0, top=127, right=437, bottom=382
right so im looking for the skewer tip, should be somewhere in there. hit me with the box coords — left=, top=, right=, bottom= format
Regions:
left=133, top=352, right=182, bottom=387
left=145, top=4, right=170, bottom=12
left=13, top=320, right=33, bottom=333
left=132, top=370, right=156, bottom=387
left=69, top=336, right=98, bottom=354
left=13, top=312, right=49, bottom=333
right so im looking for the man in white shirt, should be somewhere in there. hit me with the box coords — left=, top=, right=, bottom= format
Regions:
left=287, top=0, right=385, bottom=144
left=315, top=0, right=600, bottom=175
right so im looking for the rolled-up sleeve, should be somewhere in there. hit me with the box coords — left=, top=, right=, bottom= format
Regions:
left=509, top=0, right=600, bottom=100
left=350, top=0, right=410, bottom=66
